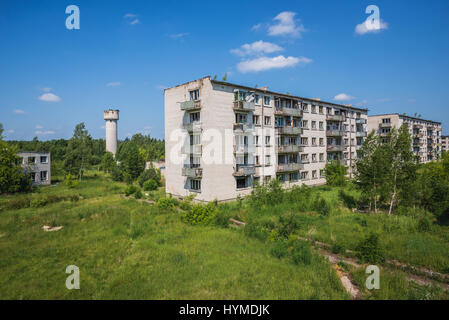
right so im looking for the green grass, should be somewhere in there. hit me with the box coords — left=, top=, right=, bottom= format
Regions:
left=0, top=173, right=347, bottom=299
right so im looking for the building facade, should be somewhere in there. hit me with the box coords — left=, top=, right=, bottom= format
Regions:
left=367, top=114, right=442, bottom=163
left=165, top=76, right=368, bottom=202
left=442, top=135, right=449, bottom=152
left=17, top=151, right=51, bottom=186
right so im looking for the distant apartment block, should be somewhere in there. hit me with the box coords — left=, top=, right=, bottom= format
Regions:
left=442, top=135, right=449, bottom=152
left=164, top=76, right=368, bottom=202
left=367, top=114, right=442, bottom=163
left=17, top=152, right=51, bottom=186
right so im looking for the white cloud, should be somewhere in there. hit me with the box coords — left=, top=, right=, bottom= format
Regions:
left=231, top=40, right=283, bottom=56
left=251, top=23, right=262, bottom=31
left=35, top=125, right=43, bottom=129
left=124, top=13, right=137, bottom=18
left=170, top=32, right=189, bottom=39
left=355, top=19, right=388, bottom=35
left=106, top=82, right=121, bottom=87
left=38, top=93, right=61, bottom=102
left=334, top=93, right=355, bottom=101
left=237, top=55, right=311, bottom=73
left=35, top=130, right=55, bottom=135
left=13, top=109, right=26, bottom=114
left=124, top=13, right=140, bottom=25
left=129, top=19, right=140, bottom=25
left=268, top=11, right=305, bottom=37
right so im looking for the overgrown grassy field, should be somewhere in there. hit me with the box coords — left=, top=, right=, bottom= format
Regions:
left=1, top=172, right=448, bottom=299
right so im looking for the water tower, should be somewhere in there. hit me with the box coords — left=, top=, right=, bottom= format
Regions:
left=104, top=109, right=119, bottom=156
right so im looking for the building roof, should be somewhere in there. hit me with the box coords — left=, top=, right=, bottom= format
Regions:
left=368, top=113, right=441, bottom=125
left=165, top=76, right=369, bottom=112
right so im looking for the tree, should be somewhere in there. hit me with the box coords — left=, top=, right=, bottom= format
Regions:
left=222, top=73, right=228, bottom=81
left=0, top=140, right=31, bottom=194
left=0, top=123, right=3, bottom=139
left=324, top=161, right=347, bottom=186
left=100, top=152, right=115, bottom=173
left=119, top=142, right=144, bottom=181
left=63, top=123, right=93, bottom=180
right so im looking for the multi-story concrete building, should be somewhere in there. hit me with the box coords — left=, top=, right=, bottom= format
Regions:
left=441, top=135, right=449, bottom=152
left=17, top=151, right=51, bottom=186
left=165, top=76, right=368, bottom=202
left=367, top=114, right=442, bottom=163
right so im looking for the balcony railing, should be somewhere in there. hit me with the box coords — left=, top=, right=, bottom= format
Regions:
left=233, top=145, right=251, bottom=154
left=326, top=114, right=345, bottom=122
left=326, top=130, right=346, bottom=136
left=182, top=166, right=203, bottom=178
left=356, top=131, right=367, bottom=137
left=183, top=144, right=202, bottom=154
left=356, top=118, right=367, bottom=124
left=277, top=145, right=303, bottom=153
left=183, top=121, right=202, bottom=132
left=276, top=163, right=304, bottom=172
left=274, top=108, right=303, bottom=117
left=233, top=123, right=255, bottom=131
left=233, top=165, right=255, bottom=176
left=275, top=126, right=303, bottom=135
left=233, top=100, right=255, bottom=112
left=327, top=145, right=347, bottom=152
left=180, top=100, right=201, bottom=111
left=413, top=124, right=423, bottom=129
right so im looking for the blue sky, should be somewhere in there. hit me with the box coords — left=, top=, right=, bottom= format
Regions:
left=1, top=0, right=449, bottom=140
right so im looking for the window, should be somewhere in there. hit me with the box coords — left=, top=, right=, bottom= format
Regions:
left=301, top=137, right=308, bottom=146
left=312, top=170, right=317, bottom=179
left=264, top=116, right=271, bottom=125
left=327, top=107, right=332, bottom=114
left=319, top=138, right=324, bottom=146
left=301, top=154, right=309, bottom=162
left=189, top=89, right=199, bottom=101
left=253, top=115, right=260, bottom=125
left=265, top=155, right=271, bottom=165
left=236, top=178, right=247, bottom=189
left=311, top=121, right=316, bottom=129
left=28, top=157, right=36, bottom=164
left=235, top=113, right=247, bottom=124
left=302, top=120, right=308, bottom=129
left=320, top=169, right=324, bottom=178
left=311, top=105, right=317, bottom=114
left=302, top=103, right=309, bottom=112
left=31, top=172, right=36, bottom=182
left=255, top=155, right=260, bottom=165
left=190, top=179, right=201, bottom=191
left=319, top=121, right=324, bottom=130
left=319, top=153, right=324, bottom=161
left=190, top=112, right=200, bottom=122
left=264, top=176, right=271, bottom=184
left=40, top=156, right=48, bottom=163
left=312, top=137, right=317, bottom=146
left=265, top=135, right=271, bottom=145
left=301, top=171, right=309, bottom=180
left=319, top=106, right=324, bottom=114
left=382, top=118, right=391, bottom=124
left=253, top=177, right=260, bottom=186
left=263, top=96, right=271, bottom=106
left=254, top=135, right=259, bottom=145
left=40, top=171, right=48, bottom=181
left=255, top=94, right=260, bottom=105
left=312, top=153, right=317, bottom=162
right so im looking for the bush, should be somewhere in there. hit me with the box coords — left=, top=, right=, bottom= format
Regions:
left=324, top=161, right=347, bottom=186
left=64, top=173, right=79, bottom=188
left=138, top=168, right=161, bottom=187
left=30, top=197, right=48, bottom=208
left=183, top=202, right=217, bottom=225
left=418, top=217, right=432, bottom=232
left=339, top=189, right=358, bottom=209
left=142, top=179, right=158, bottom=191
left=290, top=240, right=313, bottom=265
left=213, top=209, right=230, bottom=228
left=134, top=190, right=143, bottom=199
left=356, top=233, right=386, bottom=264
left=156, top=197, right=179, bottom=210
left=332, top=242, right=346, bottom=254
left=111, top=165, right=124, bottom=182
left=277, top=213, right=299, bottom=238
left=0, top=197, right=31, bottom=211
left=312, top=196, right=331, bottom=216
left=124, top=185, right=138, bottom=196
left=270, top=240, right=289, bottom=259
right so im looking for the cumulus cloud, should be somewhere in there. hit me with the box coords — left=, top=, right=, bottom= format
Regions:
left=13, top=109, right=26, bottom=114
left=231, top=40, right=283, bottom=56
left=334, top=93, right=355, bottom=101
left=268, top=11, right=305, bottom=37
left=355, top=19, right=388, bottom=35
left=35, top=130, right=55, bottom=135
left=38, top=93, right=61, bottom=102
left=237, top=55, right=312, bottom=73
left=106, top=82, right=121, bottom=87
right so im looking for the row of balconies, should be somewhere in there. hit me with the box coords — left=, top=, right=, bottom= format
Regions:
left=274, top=108, right=303, bottom=117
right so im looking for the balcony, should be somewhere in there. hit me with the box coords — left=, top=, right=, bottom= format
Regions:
left=233, top=123, right=255, bottom=132
left=356, top=118, right=367, bottom=124
left=356, top=131, right=367, bottom=137
left=183, top=121, right=202, bottom=132
left=275, top=126, right=303, bottom=135
left=233, top=144, right=251, bottom=154
left=183, top=144, right=202, bottom=155
left=326, top=114, right=345, bottom=122
left=182, top=166, right=203, bottom=178
left=274, top=108, right=303, bottom=117
left=233, top=100, right=255, bottom=112
left=180, top=100, right=201, bottom=111
left=380, top=122, right=392, bottom=128
left=327, top=145, right=347, bottom=152
left=276, top=163, right=304, bottom=172
left=413, top=124, right=423, bottom=129
left=233, top=165, right=255, bottom=176
left=301, top=159, right=310, bottom=164
left=326, top=130, right=346, bottom=137
left=277, top=145, right=303, bottom=153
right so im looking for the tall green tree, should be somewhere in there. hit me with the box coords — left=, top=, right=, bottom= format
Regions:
left=100, top=152, right=115, bottom=173
left=119, top=142, right=144, bottom=180
left=0, top=140, right=31, bottom=194
left=63, top=123, right=93, bottom=180
left=324, top=161, right=347, bottom=186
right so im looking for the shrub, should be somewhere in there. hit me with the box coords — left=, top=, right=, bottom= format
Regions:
left=30, top=197, right=48, bottom=208
left=213, top=209, right=230, bottom=228
left=0, top=197, right=31, bottom=211
left=312, top=196, right=331, bottom=216
left=356, top=233, right=386, bottom=264
left=324, top=161, right=347, bottom=186
left=64, top=173, right=79, bottom=188
left=156, top=197, right=179, bottom=210
left=183, top=202, right=217, bottom=225
left=417, top=216, right=432, bottom=232
left=332, top=242, right=346, bottom=254
left=138, top=168, right=161, bottom=187
left=277, top=213, right=299, bottom=239
left=290, top=240, right=312, bottom=265
left=142, top=179, right=158, bottom=191
left=111, top=165, right=124, bottom=182
left=134, top=190, right=143, bottom=199
left=124, top=185, right=138, bottom=196
left=270, top=240, right=289, bottom=259
left=339, top=189, right=358, bottom=209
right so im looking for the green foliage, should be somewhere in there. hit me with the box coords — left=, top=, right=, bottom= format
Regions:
left=356, top=233, right=386, bottom=264
left=64, top=173, right=79, bottom=188
left=249, top=179, right=284, bottom=207
left=183, top=202, right=218, bottom=225
left=100, top=152, right=115, bottom=173
left=312, top=195, right=331, bottom=216
left=124, top=185, right=139, bottom=196
left=138, top=167, right=161, bottom=187
left=277, top=213, right=299, bottom=238
left=331, top=242, right=346, bottom=254
left=339, top=189, right=358, bottom=209
left=142, top=179, right=158, bottom=191
left=324, top=161, right=347, bottom=186
left=63, top=123, right=93, bottom=180
left=30, top=197, right=48, bottom=208
left=0, top=140, right=31, bottom=194
left=134, top=189, right=143, bottom=199
left=417, top=216, right=432, bottom=232
left=111, top=164, right=124, bottom=182
left=118, top=142, right=144, bottom=181
left=290, top=240, right=313, bottom=265
left=156, top=197, right=179, bottom=210
left=270, top=240, right=289, bottom=259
